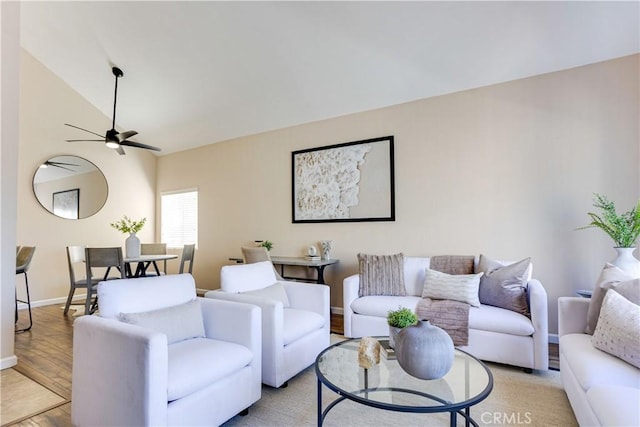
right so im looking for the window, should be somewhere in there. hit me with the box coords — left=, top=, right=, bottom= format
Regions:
left=161, top=190, right=198, bottom=248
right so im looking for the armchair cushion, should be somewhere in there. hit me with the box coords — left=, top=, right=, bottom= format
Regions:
left=283, top=308, right=325, bottom=345
left=242, top=282, right=290, bottom=308
left=119, top=298, right=205, bottom=344
left=220, top=260, right=277, bottom=292
left=167, top=337, right=253, bottom=401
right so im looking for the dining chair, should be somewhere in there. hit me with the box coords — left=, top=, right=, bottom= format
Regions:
left=63, top=246, right=100, bottom=315
left=241, top=246, right=284, bottom=280
left=179, top=244, right=196, bottom=274
left=140, top=243, right=168, bottom=276
left=84, top=247, right=125, bottom=315
left=15, top=246, right=36, bottom=333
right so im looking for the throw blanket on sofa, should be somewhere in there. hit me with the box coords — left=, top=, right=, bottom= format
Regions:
left=416, top=255, right=475, bottom=346
left=416, top=297, right=470, bottom=346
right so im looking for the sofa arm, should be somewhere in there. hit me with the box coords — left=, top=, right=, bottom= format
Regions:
left=72, top=316, right=168, bottom=427
left=558, top=297, right=590, bottom=338
left=199, top=297, right=261, bottom=352
left=343, top=273, right=360, bottom=337
left=527, top=279, right=549, bottom=370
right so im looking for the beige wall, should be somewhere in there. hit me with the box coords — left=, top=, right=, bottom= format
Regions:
left=16, top=50, right=157, bottom=305
left=158, top=55, right=639, bottom=335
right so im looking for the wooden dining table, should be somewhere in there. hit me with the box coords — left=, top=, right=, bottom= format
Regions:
left=124, top=254, right=178, bottom=278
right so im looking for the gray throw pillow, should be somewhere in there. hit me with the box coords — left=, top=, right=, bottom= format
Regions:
left=585, top=263, right=635, bottom=334
left=119, top=298, right=205, bottom=344
left=358, top=253, right=405, bottom=297
left=478, top=257, right=531, bottom=316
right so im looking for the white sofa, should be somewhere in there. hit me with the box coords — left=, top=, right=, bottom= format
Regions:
left=205, top=260, right=330, bottom=388
left=344, top=256, right=549, bottom=371
left=72, top=274, right=262, bottom=426
left=558, top=297, right=640, bottom=426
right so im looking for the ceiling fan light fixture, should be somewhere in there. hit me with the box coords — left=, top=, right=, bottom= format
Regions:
left=39, top=163, right=48, bottom=169
left=105, top=141, right=120, bottom=149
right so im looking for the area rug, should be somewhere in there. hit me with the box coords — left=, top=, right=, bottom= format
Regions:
left=0, top=368, right=67, bottom=426
left=222, top=336, right=577, bottom=427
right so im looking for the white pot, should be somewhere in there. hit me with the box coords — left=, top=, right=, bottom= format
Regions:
left=125, top=233, right=141, bottom=258
left=611, top=247, right=640, bottom=278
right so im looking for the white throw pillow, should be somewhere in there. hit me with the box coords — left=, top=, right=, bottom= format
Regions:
left=592, top=290, right=640, bottom=369
left=242, top=282, right=291, bottom=308
left=119, top=298, right=205, bottom=345
left=422, top=268, right=483, bottom=307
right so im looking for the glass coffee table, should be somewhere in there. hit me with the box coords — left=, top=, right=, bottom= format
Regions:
left=315, top=337, right=493, bottom=427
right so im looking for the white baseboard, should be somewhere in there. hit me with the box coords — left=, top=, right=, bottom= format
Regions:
left=1, top=355, right=18, bottom=370
left=549, top=334, right=559, bottom=345
left=16, top=294, right=86, bottom=310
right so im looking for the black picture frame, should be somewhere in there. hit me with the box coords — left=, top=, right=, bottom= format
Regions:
left=52, top=188, right=80, bottom=220
left=292, top=136, right=395, bottom=223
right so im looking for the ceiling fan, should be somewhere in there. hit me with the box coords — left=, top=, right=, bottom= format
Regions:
left=65, top=66, right=161, bottom=155
left=39, top=160, right=79, bottom=172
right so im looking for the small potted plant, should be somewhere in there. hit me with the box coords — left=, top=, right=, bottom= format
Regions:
left=260, top=240, right=274, bottom=251
left=387, top=306, right=418, bottom=348
left=577, top=193, right=640, bottom=274
left=110, top=215, right=146, bottom=258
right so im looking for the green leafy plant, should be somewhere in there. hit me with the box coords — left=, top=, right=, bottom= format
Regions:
left=577, top=194, right=640, bottom=247
left=260, top=240, right=274, bottom=251
left=110, top=215, right=146, bottom=234
left=387, top=307, right=418, bottom=328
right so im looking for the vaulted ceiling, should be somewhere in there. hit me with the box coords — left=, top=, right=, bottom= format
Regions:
left=20, top=1, right=639, bottom=156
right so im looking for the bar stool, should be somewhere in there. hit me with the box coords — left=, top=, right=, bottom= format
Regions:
left=15, top=246, right=36, bottom=333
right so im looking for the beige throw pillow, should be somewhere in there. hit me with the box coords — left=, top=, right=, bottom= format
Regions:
left=592, top=290, right=640, bottom=369
left=585, top=263, right=635, bottom=334
left=422, top=268, right=483, bottom=307
left=358, top=253, right=405, bottom=297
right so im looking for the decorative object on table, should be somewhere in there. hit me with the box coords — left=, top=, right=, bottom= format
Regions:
left=305, top=245, right=319, bottom=261
left=357, top=336, right=381, bottom=369
left=110, top=215, right=146, bottom=258
left=386, top=306, right=418, bottom=349
left=255, top=240, right=273, bottom=251
left=320, top=240, right=332, bottom=260
left=577, top=193, right=640, bottom=276
left=378, top=339, right=396, bottom=360
left=292, top=136, right=395, bottom=223
left=394, top=320, right=455, bottom=380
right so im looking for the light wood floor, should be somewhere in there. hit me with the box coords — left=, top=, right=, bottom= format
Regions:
left=9, top=305, right=557, bottom=426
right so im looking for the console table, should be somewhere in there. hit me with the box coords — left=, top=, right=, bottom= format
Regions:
left=270, top=256, right=339, bottom=284
left=228, top=256, right=339, bottom=284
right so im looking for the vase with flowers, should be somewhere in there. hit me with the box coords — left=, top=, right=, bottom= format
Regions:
left=577, top=194, right=640, bottom=276
left=111, top=215, right=146, bottom=258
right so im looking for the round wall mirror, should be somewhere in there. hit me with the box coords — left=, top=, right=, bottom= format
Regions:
left=32, top=155, right=108, bottom=219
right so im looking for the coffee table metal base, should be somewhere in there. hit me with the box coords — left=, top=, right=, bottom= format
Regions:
left=317, top=374, right=479, bottom=427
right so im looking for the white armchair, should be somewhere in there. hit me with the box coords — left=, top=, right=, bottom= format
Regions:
left=205, top=261, right=330, bottom=388
left=72, top=274, right=262, bottom=426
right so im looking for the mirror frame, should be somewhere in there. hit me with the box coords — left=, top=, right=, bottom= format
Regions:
left=32, top=155, right=108, bottom=219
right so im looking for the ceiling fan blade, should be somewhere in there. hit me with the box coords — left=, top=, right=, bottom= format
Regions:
left=120, top=140, right=161, bottom=152
left=115, top=145, right=126, bottom=156
left=52, top=165, right=76, bottom=172
left=66, top=139, right=105, bottom=142
left=117, top=130, right=138, bottom=142
left=48, top=161, right=80, bottom=167
left=64, top=123, right=105, bottom=139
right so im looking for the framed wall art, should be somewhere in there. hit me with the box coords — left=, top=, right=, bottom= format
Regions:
left=292, top=136, right=395, bottom=223
left=53, top=188, right=80, bottom=220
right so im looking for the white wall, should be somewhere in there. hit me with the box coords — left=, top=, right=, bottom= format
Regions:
left=1, top=1, right=20, bottom=369
left=158, top=55, right=639, bottom=334
left=15, top=50, right=157, bottom=305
